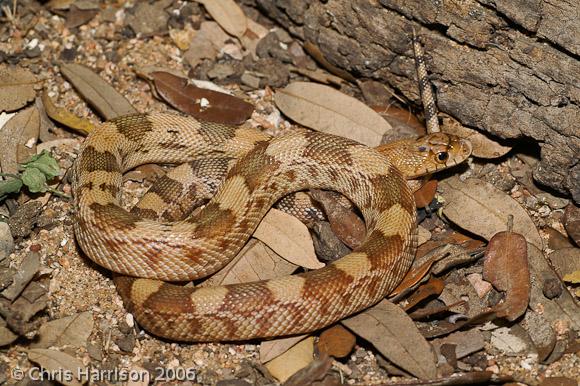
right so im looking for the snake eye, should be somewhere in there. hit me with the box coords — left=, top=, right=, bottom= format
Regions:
left=436, top=152, right=449, bottom=162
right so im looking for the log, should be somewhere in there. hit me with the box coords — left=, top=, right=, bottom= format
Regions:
left=254, top=0, right=580, bottom=204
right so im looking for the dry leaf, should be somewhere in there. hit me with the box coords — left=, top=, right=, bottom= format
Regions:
left=483, top=228, right=530, bottom=321
left=303, top=42, right=356, bottom=83
left=317, top=325, right=356, bottom=358
left=548, top=248, right=580, bottom=278
left=0, top=106, right=40, bottom=175
left=440, top=176, right=543, bottom=249
left=41, top=91, right=94, bottom=135
left=150, top=71, right=254, bottom=125
left=342, top=300, right=437, bottom=379
left=414, top=179, right=438, bottom=208
left=27, top=348, right=86, bottom=386
left=260, top=334, right=308, bottom=363
left=1, top=252, right=41, bottom=301
left=403, top=277, right=446, bottom=311
left=563, top=270, right=580, bottom=284
left=431, top=330, right=485, bottom=360
left=275, top=82, right=392, bottom=147
left=310, top=190, right=365, bottom=249
left=253, top=209, right=323, bottom=269
left=282, top=353, right=333, bottom=386
left=183, top=22, right=230, bottom=68
left=60, top=63, right=137, bottom=120
left=442, top=115, right=511, bottom=159
left=378, top=105, right=427, bottom=137
left=32, top=312, right=94, bottom=349
left=0, top=65, right=37, bottom=112
left=202, top=239, right=298, bottom=287
left=196, top=0, right=247, bottom=38
left=265, top=336, right=314, bottom=383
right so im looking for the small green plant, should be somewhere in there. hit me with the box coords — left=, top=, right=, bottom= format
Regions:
left=0, top=150, right=67, bottom=201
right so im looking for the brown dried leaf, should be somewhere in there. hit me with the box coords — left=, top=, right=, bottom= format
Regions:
left=1, top=252, right=40, bottom=301
left=342, top=300, right=437, bottom=379
left=442, top=115, right=511, bottom=159
left=0, top=65, right=37, bottom=112
left=440, top=176, right=543, bottom=249
left=282, top=353, right=333, bottom=386
left=183, top=22, right=230, bottom=68
left=65, top=4, right=98, bottom=28
left=202, top=239, right=297, bottom=287
left=310, top=190, right=365, bottom=249
left=27, top=348, right=86, bottom=386
left=403, top=277, right=445, bottom=311
left=414, top=179, right=437, bottom=208
left=260, top=335, right=309, bottom=363
left=253, top=209, right=323, bottom=269
left=483, top=229, right=530, bottom=321
left=265, top=336, right=314, bottom=383
left=379, top=105, right=427, bottom=137
left=32, top=312, right=94, bottom=349
left=431, top=330, right=485, bottom=360
left=303, top=42, right=356, bottom=83
left=196, top=0, right=247, bottom=38
left=548, top=248, right=580, bottom=278
left=0, top=106, right=40, bottom=175
left=275, top=82, right=392, bottom=147
left=41, top=91, right=94, bottom=135
left=60, top=63, right=137, bottom=120
left=150, top=71, right=253, bottom=125
left=317, top=325, right=356, bottom=358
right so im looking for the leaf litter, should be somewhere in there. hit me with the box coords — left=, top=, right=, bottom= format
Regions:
left=0, top=2, right=578, bottom=385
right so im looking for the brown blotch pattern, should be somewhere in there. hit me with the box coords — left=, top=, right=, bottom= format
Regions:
left=89, top=203, right=138, bottom=230
left=360, top=231, right=403, bottom=269
left=194, top=203, right=237, bottom=239
left=148, top=176, right=184, bottom=203
left=197, top=121, right=236, bottom=146
left=79, top=146, right=119, bottom=173
left=112, top=114, right=154, bottom=143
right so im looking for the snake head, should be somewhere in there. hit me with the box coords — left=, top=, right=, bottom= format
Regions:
left=377, top=133, right=472, bottom=178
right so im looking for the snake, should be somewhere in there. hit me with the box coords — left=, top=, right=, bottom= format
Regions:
left=72, top=112, right=472, bottom=342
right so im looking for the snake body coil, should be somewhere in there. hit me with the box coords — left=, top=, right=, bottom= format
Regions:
left=73, top=113, right=469, bottom=341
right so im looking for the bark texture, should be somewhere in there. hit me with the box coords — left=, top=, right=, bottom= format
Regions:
left=254, top=0, right=580, bottom=203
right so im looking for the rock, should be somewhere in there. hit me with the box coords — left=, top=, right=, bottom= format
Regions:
left=563, top=204, right=580, bottom=246
left=0, top=222, right=13, bottom=262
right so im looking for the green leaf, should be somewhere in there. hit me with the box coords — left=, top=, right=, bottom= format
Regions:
left=0, top=178, right=23, bottom=198
left=21, top=168, right=48, bottom=193
left=22, top=150, right=60, bottom=179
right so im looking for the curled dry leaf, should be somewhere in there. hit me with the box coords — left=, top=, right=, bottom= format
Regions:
left=32, top=311, right=94, bottom=349
left=0, top=65, right=37, bottom=112
left=310, top=190, right=365, bottom=249
left=441, top=115, right=511, bottom=159
left=196, top=0, right=247, bottom=38
left=150, top=71, right=254, bottom=125
left=41, top=91, right=94, bottom=135
left=275, top=82, right=392, bottom=147
left=265, top=336, right=314, bottom=383
left=440, top=176, right=543, bottom=249
left=342, top=300, right=437, bottom=379
left=483, top=228, right=530, bottom=321
left=60, top=63, right=137, bottom=120
left=0, top=106, right=40, bottom=175
left=260, top=334, right=308, bottom=363
left=414, top=179, right=438, bottom=208
left=253, top=209, right=323, bottom=269
left=403, top=277, right=446, bottom=311
left=27, top=348, right=86, bottom=386
left=202, top=239, right=298, bottom=287
left=317, top=324, right=356, bottom=358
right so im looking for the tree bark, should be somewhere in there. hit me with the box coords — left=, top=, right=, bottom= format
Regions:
left=254, top=0, right=580, bottom=204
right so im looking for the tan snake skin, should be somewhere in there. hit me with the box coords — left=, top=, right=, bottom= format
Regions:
left=73, top=113, right=471, bottom=341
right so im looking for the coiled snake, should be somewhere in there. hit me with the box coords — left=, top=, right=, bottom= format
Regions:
left=73, top=113, right=471, bottom=341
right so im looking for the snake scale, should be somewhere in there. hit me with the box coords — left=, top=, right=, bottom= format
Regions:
left=73, top=112, right=471, bottom=342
